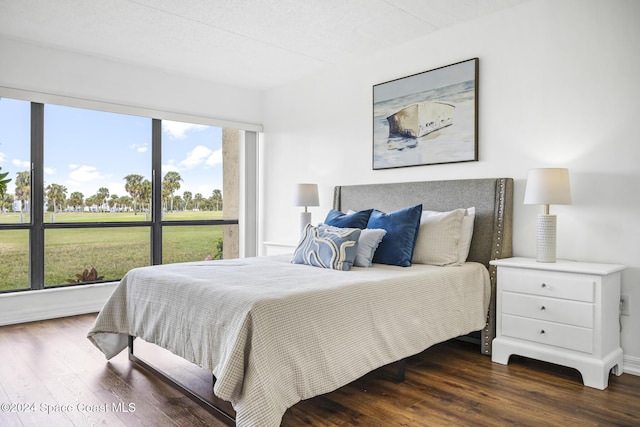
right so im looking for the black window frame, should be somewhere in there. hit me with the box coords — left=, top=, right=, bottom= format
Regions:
left=0, top=101, right=239, bottom=293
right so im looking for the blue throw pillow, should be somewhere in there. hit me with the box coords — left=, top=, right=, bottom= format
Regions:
left=292, top=224, right=361, bottom=271
left=353, top=228, right=387, bottom=267
left=367, top=204, right=423, bottom=267
left=324, top=209, right=373, bottom=229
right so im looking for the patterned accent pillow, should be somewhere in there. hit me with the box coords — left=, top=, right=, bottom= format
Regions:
left=324, top=209, right=373, bottom=229
left=292, top=224, right=361, bottom=271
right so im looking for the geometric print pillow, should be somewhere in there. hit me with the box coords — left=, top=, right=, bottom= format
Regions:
left=292, top=224, right=361, bottom=271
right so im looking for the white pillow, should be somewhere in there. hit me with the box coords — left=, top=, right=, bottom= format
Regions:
left=353, top=228, right=387, bottom=267
left=411, top=208, right=466, bottom=266
left=457, top=207, right=476, bottom=264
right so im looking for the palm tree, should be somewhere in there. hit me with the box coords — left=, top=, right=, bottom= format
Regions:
left=109, top=194, right=119, bottom=210
left=183, top=191, right=192, bottom=211
left=45, top=183, right=67, bottom=213
left=140, top=179, right=151, bottom=213
left=162, top=171, right=182, bottom=212
left=15, top=171, right=30, bottom=212
left=172, top=195, right=183, bottom=212
left=211, top=189, right=223, bottom=211
left=68, top=191, right=84, bottom=212
left=0, top=166, right=10, bottom=198
left=0, top=192, right=13, bottom=213
left=117, top=195, right=132, bottom=211
left=193, top=193, right=204, bottom=211
left=96, top=187, right=109, bottom=212
left=124, top=174, right=144, bottom=214
left=86, top=194, right=99, bottom=211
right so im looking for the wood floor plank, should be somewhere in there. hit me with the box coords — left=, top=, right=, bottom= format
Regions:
left=0, top=382, right=23, bottom=427
left=1, top=313, right=639, bottom=427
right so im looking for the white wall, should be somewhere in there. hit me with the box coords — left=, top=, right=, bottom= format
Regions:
left=262, top=0, right=640, bottom=367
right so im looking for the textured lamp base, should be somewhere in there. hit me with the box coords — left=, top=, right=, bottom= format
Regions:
left=536, top=214, right=557, bottom=263
left=300, top=212, right=312, bottom=236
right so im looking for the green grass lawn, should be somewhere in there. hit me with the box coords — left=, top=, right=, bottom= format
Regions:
left=0, top=211, right=229, bottom=291
left=0, top=209, right=224, bottom=224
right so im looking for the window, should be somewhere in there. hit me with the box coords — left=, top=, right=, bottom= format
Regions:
left=0, top=229, right=29, bottom=291
left=0, top=98, right=30, bottom=225
left=44, top=105, right=152, bottom=222
left=0, top=97, right=243, bottom=293
left=160, top=121, right=239, bottom=263
left=44, top=227, right=150, bottom=287
left=161, top=120, right=223, bottom=219
left=0, top=98, right=31, bottom=291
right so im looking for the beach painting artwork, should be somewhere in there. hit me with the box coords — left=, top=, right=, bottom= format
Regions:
left=373, top=58, right=478, bottom=170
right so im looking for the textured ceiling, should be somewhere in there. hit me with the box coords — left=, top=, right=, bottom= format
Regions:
left=0, top=0, right=528, bottom=90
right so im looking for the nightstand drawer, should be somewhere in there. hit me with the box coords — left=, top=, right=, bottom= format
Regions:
left=502, top=314, right=593, bottom=353
left=501, top=268, right=595, bottom=302
left=502, top=292, right=594, bottom=328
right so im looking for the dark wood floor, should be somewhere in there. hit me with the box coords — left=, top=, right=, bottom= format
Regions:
left=1, top=314, right=639, bottom=427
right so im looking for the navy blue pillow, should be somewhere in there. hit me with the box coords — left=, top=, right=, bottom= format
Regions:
left=367, top=204, right=423, bottom=267
left=324, top=209, right=373, bottom=229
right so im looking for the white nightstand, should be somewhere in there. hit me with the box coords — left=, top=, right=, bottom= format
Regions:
left=490, top=257, right=625, bottom=389
left=263, top=241, right=297, bottom=256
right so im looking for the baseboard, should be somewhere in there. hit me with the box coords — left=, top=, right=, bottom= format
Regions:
left=624, top=354, right=640, bottom=376
left=0, top=282, right=118, bottom=326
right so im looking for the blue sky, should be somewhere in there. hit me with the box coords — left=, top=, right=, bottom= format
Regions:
left=0, top=98, right=224, bottom=201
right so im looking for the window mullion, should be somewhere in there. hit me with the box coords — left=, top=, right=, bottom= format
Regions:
left=151, top=118, right=162, bottom=265
left=29, top=103, right=45, bottom=290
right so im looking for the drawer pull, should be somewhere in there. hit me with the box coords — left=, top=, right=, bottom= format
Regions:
left=540, top=330, right=545, bottom=335
left=540, top=305, right=546, bottom=311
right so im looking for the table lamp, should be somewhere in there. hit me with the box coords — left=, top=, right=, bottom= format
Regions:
left=524, top=168, right=572, bottom=262
left=294, top=183, right=319, bottom=234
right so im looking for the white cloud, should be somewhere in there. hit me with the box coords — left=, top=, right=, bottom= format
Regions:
left=205, top=148, right=223, bottom=167
left=68, top=165, right=109, bottom=182
left=106, top=181, right=127, bottom=197
left=0, top=152, right=6, bottom=163
left=179, top=145, right=213, bottom=169
left=162, top=121, right=208, bottom=139
left=12, top=158, right=29, bottom=168
left=129, top=143, right=148, bottom=153
left=162, top=162, right=180, bottom=173
left=44, top=167, right=55, bottom=175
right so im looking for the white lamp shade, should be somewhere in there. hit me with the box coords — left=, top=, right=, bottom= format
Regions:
left=293, top=183, right=319, bottom=207
left=524, top=168, right=572, bottom=205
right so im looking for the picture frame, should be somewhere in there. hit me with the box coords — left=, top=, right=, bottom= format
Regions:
left=372, top=58, right=478, bottom=170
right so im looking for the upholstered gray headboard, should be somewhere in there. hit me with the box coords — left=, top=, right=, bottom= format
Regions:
left=333, top=178, right=513, bottom=355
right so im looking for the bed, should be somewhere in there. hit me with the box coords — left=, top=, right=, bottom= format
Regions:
left=88, top=177, right=513, bottom=427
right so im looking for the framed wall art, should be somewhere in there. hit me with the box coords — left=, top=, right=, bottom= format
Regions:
left=373, top=58, right=478, bottom=170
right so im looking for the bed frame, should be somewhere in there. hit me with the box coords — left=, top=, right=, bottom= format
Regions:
left=128, top=177, right=513, bottom=424
left=333, top=177, right=514, bottom=355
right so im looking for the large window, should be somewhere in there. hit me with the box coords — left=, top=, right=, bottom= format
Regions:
left=161, top=120, right=223, bottom=219
left=0, top=97, right=242, bottom=293
left=160, top=121, right=239, bottom=262
left=44, top=227, right=150, bottom=287
left=44, top=105, right=152, bottom=222
left=0, top=98, right=31, bottom=291
left=0, top=98, right=30, bottom=225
